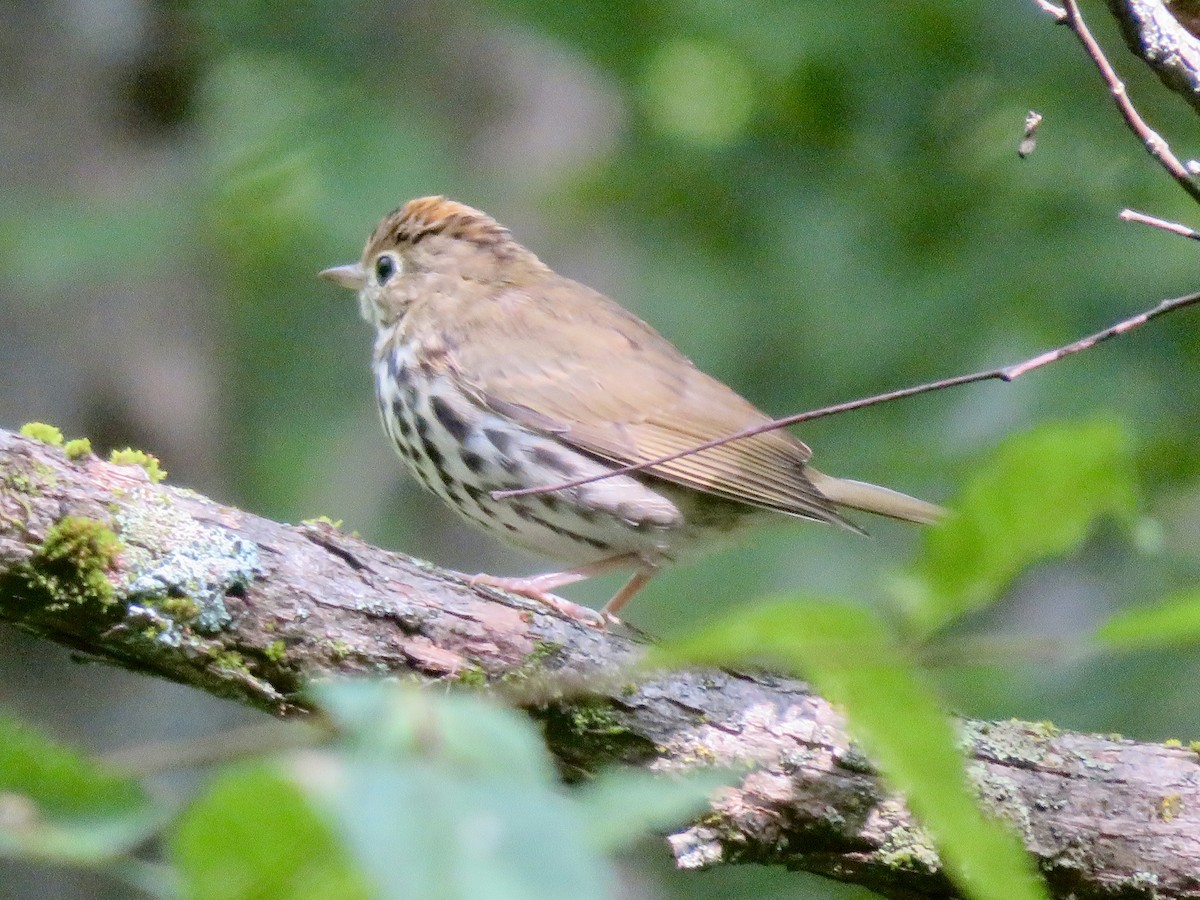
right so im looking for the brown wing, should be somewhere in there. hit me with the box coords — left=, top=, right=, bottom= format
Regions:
left=423, top=275, right=846, bottom=525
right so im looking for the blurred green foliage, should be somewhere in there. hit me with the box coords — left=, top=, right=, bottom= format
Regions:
left=0, top=715, right=160, bottom=865
left=905, top=418, right=1138, bottom=634
left=2, top=685, right=725, bottom=900
left=4, top=0, right=1200, bottom=897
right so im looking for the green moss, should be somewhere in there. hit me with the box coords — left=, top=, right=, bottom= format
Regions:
left=1189, top=741, right=1200, bottom=754
left=569, top=701, right=631, bottom=739
left=63, top=438, right=93, bottom=460
left=329, top=639, right=351, bottom=661
left=109, top=448, right=167, bottom=483
left=264, top=640, right=287, bottom=663
left=1164, top=738, right=1183, bottom=748
left=156, top=595, right=201, bottom=621
left=210, top=649, right=249, bottom=673
left=530, top=639, right=561, bottom=662
left=1158, top=793, right=1183, bottom=821
left=878, top=821, right=941, bottom=873
left=497, top=639, right=564, bottom=686
left=1, top=472, right=38, bottom=525
left=536, top=696, right=657, bottom=777
left=301, top=515, right=344, bottom=529
left=456, top=665, right=489, bottom=687
left=22, top=516, right=123, bottom=609
left=20, top=422, right=64, bottom=446
left=3, top=472, right=36, bottom=494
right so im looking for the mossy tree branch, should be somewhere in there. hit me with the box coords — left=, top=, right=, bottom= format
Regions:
left=0, top=427, right=1197, bottom=899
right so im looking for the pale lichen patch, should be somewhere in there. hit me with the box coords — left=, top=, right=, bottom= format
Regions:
left=115, top=489, right=261, bottom=633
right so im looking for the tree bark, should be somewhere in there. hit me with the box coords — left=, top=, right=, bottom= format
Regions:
left=0, top=427, right=1197, bottom=899
left=1106, top=0, right=1200, bottom=113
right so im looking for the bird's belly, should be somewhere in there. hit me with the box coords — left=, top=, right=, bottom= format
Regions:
left=373, top=354, right=753, bottom=566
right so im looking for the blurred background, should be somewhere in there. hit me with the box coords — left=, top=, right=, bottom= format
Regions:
left=3, top=1, right=1200, bottom=896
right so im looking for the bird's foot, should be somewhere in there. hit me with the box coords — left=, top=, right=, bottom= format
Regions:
left=468, top=573, right=617, bottom=629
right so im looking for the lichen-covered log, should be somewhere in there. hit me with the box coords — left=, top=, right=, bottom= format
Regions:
left=1, top=427, right=1198, bottom=899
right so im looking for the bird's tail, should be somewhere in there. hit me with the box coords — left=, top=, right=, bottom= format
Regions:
left=807, top=469, right=944, bottom=525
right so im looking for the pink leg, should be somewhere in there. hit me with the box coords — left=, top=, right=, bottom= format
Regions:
left=600, top=566, right=657, bottom=625
left=470, top=554, right=640, bottom=627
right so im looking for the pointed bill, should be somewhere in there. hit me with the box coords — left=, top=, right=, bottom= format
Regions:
left=319, top=263, right=367, bottom=290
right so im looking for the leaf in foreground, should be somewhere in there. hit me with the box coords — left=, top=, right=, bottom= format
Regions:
left=309, top=680, right=729, bottom=899
left=904, top=419, right=1137, bottom=634
left=1096, top=589, right=1200, bottom=650
left=652, top=598, right=1046, bottom=900
left=171, top=765, right=369, bottom=900
left=0, top=711, right=161, bottom=864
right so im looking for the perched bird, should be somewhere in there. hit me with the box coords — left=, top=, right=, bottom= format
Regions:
left=321, top=197, right=942, bottom=625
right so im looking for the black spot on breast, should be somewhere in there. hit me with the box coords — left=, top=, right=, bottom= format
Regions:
left=461, top=450, right=486, bottom=474
left=389, top=357, right=410, bottom=386
left=412, top=465, right=435, bottom=491
left=484, top=428, right=512, bottom=455
left=392, top=401, right=414, bottom=437
left=420, top=434, right=445, bottom=469
left=431, top=395, right=471, bottom=442
left=462, top=508, right=493, bottom=528
left=525, top=511, right=610, bottom=550
left=529, top=445, right=576, bottom=476
left=443, top=480, right=466, bottom=506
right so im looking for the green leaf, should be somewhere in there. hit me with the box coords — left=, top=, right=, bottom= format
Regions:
left=323, top=761, right=608, bottom=900
left=903, top=419, right=1137, bottom=634
left=652, top=598, right=1046, bottom=900
left=1096, top=590, right=1200, bottom=649
left=574, top=768, right=732, bottom=852
left=0, top=711, right=160, bottom=864
left=171, top=765, right=370, bottom=900
left=312, top=680, right=557, bottom=785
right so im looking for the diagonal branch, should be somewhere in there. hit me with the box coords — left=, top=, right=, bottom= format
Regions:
left=1, top=428, right=1198, bottom=898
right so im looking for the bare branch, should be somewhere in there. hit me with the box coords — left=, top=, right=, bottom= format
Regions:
left=1121, top=207, right=1200, bottom=238
left=1034, top=0, right=1067, bottom=19
left=1, top=428, right=1199, bottom=898
left=494, top=288, right=1200, bottom=502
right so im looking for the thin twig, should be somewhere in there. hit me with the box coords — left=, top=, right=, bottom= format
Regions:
left=493, top=290, right=1200, bottom=501
left=1043, top=0, right=1200, bottom=204
left=1120, top=207, right=1200, bottom=240
left=1033, top=0, right=1066, bottom=19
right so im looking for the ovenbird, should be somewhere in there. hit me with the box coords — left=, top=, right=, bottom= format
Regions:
left=321, top=197, right=942, bottom=626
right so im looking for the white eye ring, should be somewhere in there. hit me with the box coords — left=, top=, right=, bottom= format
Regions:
left=374, top=253, right=401, bottom=285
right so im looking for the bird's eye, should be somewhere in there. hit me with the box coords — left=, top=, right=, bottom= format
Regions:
left=374, top=254, right=399, bottom=284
